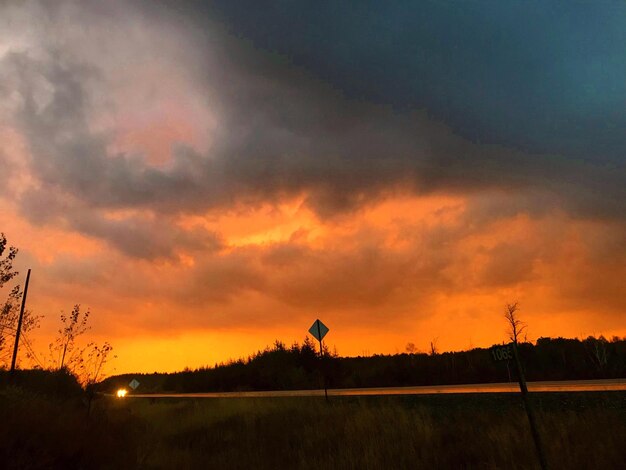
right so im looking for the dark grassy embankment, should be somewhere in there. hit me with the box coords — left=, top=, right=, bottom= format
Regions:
left=5, top=373, right=623, bottom=470
left=120, top=392, right=626, bottom=469
left=0, top=370, right=142, bottom=469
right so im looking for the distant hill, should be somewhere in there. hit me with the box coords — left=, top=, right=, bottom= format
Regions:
left=99, top=336, right=626, bottom=394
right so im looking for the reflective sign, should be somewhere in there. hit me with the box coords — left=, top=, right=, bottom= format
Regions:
left=309, top=319, right=329, bottom=342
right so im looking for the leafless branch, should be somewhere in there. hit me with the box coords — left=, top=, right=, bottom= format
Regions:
left=504, top=302, right=527, bottom=344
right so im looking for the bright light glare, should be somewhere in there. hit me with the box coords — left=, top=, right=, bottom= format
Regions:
left=116, top=388, right=128, bottom=398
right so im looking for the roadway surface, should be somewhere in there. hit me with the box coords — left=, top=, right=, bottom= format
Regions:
left=125, top=378, right=626, bottom=398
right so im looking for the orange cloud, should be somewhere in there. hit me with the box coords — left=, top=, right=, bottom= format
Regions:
left=2, top=193, right=623, bottom=373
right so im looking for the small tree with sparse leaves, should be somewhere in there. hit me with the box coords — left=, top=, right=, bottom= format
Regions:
left=80, top=341, right=116, bottom=387
left=49, top=305, right=91, bottom=372
left=0, top=233, right=18, bottom=288
left=0, top=233, right=41, bottom=368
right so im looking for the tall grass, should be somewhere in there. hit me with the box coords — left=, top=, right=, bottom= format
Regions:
left=2, top=387, right=624, bottom=469
left=125, top=393, right=625, bottom=469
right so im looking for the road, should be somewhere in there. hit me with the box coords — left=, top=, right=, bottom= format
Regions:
left=125, top=378, right=626, bottom=398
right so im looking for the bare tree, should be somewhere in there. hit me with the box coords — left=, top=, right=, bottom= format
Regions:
left=504, top=302, right=527, bottom=344
left=502, top=301, right=548, bottom=470
left=405, top=342, right=417, bottom=354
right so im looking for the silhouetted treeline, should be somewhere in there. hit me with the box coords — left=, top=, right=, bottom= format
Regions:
left=0, top=368, right=83, bottom=398
left=100, top=336, right=626, bottom=393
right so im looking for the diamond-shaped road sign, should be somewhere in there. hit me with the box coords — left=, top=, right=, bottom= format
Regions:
left=309, top=319, right=329, bottom=342
left=129, top=379, right=140, bottom=390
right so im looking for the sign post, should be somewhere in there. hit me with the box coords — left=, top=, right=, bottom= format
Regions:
left=490, top=343, right=548, bottom=470
left=308, top=319, right=330, bottom=400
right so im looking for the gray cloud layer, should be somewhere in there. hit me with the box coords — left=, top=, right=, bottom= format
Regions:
left=0, top=0, right=624, bottom=259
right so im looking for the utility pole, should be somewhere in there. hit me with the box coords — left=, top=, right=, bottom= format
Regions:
left=10, top=268, right=31, bottom=374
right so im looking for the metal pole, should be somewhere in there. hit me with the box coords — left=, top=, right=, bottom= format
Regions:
left=317, top=321, right=328, bottom=400
left=10, top=268, right=31, bottom=374
left=512, top=340, right=548, bottom=470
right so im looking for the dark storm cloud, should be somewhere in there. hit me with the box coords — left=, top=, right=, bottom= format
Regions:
left=1, top=0, right=624, bottom=259
left=208, top=0, right=626, bottom=161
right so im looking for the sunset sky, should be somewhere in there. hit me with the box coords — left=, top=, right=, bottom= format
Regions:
left=1, top=1, right=624, bottom=374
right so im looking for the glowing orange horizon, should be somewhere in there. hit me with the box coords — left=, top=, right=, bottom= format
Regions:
left=3, top=192, right=623, bottom=375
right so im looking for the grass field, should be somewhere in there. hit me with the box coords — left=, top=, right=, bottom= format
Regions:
left=121, top=392, right=624, bottom=469
left=2, top=389, right=625, bottom=469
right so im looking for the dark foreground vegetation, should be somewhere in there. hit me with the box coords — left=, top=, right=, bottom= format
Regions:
left=101, top=336, right=626, bottom=393
left=1, top=370, right=625, bottom=469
